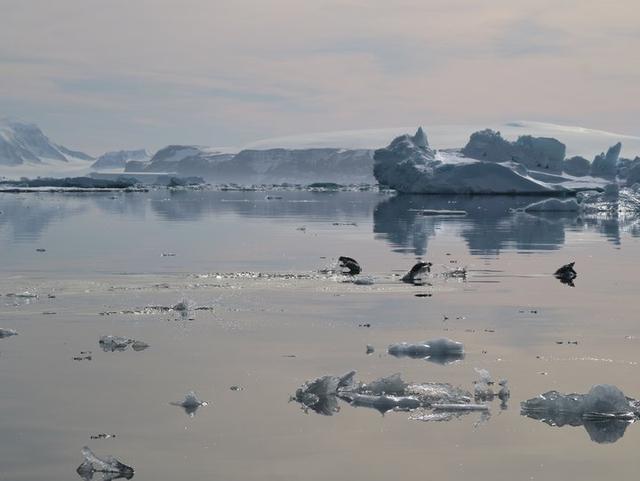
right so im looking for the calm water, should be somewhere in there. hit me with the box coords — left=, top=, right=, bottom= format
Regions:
left=1, top=190, right=640, bottom=481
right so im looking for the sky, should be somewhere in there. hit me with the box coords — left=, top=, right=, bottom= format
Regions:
left=1, top=0, right=639, bottom=155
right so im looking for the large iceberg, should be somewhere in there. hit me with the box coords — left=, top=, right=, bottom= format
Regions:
left=374, top=127, right=610, bottom=194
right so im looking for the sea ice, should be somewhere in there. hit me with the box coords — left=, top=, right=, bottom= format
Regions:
left=76, top=446, right=134, bottom=480
left=171, top=391, right=208, bottom=417
left=521, top=384, right=638, bottom=443
left=99, top=336, right=148, bottom=352
left=388, top=338, right=464, bottom=363
left=0, top=328, right=18, bottom=338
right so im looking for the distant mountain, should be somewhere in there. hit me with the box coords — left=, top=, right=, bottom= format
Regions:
left=125, top=145, right=375, bottom=183
left=0, top=119, right=93, bottom=166
left=92, top=149, right=150, bottom=170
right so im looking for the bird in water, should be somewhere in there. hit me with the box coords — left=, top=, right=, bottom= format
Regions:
left=338, top=256, right=361, bottom=276
left=554, top=261, right=577, bottom=286
left=402, top=261, right=432, bottom=284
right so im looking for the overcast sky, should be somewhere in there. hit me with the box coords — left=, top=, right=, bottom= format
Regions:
left=1, top=0, right=638, bottom=154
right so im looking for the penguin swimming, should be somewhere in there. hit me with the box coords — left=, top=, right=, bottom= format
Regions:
left=402, top=261, right=432, bottom=284
left=338, top=256, right=361, bottom=275
left=554, top=262, right=577, bottom=286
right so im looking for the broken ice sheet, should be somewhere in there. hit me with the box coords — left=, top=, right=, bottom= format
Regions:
left=293, top=371, right=497, bottom=418
left=99, top=336, right=148, bottom=353
left=520, top=384, right=638, bottom=444
left=292, top=371, right=356, bottom=416
left=171, top=391, right=208, bottom=417
left=76, top=446, right=134, bottom=480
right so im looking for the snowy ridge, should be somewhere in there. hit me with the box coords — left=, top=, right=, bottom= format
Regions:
left=0, top=118, right=93, bottom=166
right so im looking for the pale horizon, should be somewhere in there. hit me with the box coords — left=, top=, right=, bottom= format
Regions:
left=2, top=0, right=639, bottom=154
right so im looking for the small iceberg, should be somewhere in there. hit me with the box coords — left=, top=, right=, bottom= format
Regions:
left=521, top=384, right=639, bottom=443
left=0, top=328, right=18, bottom=338
left=76, top=446, right=134, bottom=480
left=171, top=391, right=208, bottom=417
left=99, top=336, right=148, bottom=352
left=388, top=338, right=464, bottom=364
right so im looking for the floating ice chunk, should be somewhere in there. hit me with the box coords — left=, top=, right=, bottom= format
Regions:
left=171, top=391, right=208, bottom=417
left=521, top=384, right=636, bottom=443
left=172, top=299, right=195, bottom=312
left=293, top=371, right=356, bottom=415
left=361, top=373, right=407, bottom=395
left=498, top=380, right=510, bottom=401
left=0, top=328, right=18, bottom=338
left=353, top=276, right=374, bottom=285
left=524, top=198, right=580, bottom=212
left=130, top=341, right=149, bottom=352
left=405, top=382, right=472, bottom=405
left=366, top=344, right=375, bottom=354
left=76, top=446, right=134, bottom=480
left=388, top=338, right=464, bottom=364
left=443, top=266, right=468, bottom=279
left=521, top=384, right=635, bottom=420
left=99, top=336, right=148, bottom=352
left=474, top=368, right=495, bottom=401
left=345, top=393, right=420, bottom=413
left=6, top=291, right=38, bottom=298
left=99, top=336, right=132, bottom=352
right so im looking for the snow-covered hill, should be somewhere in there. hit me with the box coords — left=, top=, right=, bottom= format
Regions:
left=0, top=119, right=93, bottom=166
left=128, top=146, right=374, bottom=183
left=92, top=149, right=150, bottom=170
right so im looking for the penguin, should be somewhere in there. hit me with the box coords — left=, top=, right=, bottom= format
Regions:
left=554, top=262, right=577, bottom=286
left=401, top=261, right=432, bottom=284
left=338, top=256, right=361, bottom=275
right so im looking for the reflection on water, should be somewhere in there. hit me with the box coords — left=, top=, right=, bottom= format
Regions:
left=373, top=195, right=640, bottom=256
left=1, top=191, right=639, bottom=258
left=521, top=410, right=633, bottom=444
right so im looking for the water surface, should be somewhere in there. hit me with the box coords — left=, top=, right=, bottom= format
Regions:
left=1, top=190, right=639, bottom=481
